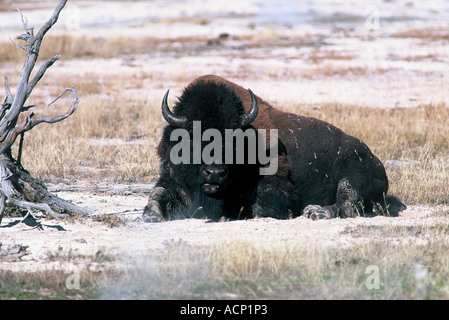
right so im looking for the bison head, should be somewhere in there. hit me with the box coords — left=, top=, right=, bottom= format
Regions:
left=159, top=81, right=259, bottom=217
left=162, top=83, right=258, bottom=130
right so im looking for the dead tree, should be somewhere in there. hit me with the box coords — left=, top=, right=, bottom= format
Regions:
left=0, top=0, right=88, bottom=224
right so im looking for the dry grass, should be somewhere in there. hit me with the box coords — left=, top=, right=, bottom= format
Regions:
left=308, top=49, right=356, bottom=64
left=9, top=73, right=164, bottom=182
left=1, top=29, right=447, bottom=203
left=301, top=64, right=371, bottom=79
left=276, top=103, right=449, bottom=206
left=0, top=259, right=117, bottom=299
left=100, top=228, right=449, bottom=299
left=9, top=74, right=449, bottom=204
left=392, top=28, right=449, bottom=42
left=3, top=214, right=449, bottom=299
left=1, top=3, right=449, bottom=300
left=0, top=34, right=219, bottom=63
left=0, top=1, right=56, bottom=13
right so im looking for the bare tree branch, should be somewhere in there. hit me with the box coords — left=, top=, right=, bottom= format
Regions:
left=1, top=77, right=13, bottom=109
left=1, top=87, right=79, bottom=152
left=2, top=76, right=13, bottom=106
left=0, top=0, right=87, bottom=223
left=0, top=193, right=5, bottom=225
left=0, top=0, right=68, bottom=135
left=13, top=5, right=34, bottom=37
left=30, top=87, right=79, bottom=128
left=21, top=105, right=36, bottom=112
left=8, top=36, right=26, bottom=51
left=9, top=198, right=67, bottom=219
left=34, top=0, right=67, bottom=43
left=0, top=115, right=32, bottom=154
left=26, top=55, right=60, bottom=98
left=1, top=77, right=14, bottom=124
left=16, top=132, right=25, bottom=167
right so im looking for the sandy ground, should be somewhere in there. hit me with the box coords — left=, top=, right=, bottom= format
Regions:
left=2, top=0, right=449, bottom=109
left=0, top=0, right=448, bottom=281
left=1, top=184, right=448, bottom=273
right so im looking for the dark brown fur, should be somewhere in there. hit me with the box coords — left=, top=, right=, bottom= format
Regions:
left=144, top=75, right=401, bottom=222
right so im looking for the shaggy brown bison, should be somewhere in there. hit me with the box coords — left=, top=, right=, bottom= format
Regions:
left=143, top=75, right=400, bottom=222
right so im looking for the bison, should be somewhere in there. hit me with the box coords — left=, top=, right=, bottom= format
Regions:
left=143, top=75, right=401, bottom=222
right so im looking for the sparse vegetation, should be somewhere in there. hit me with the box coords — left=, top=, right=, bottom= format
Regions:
left=1, top=0, right=448, bottom=300
left=392, top=27, right=449, bottom=42
left=5, top=231, right=447, bottom=299
left=304, top=103, right=449, bottom=205
left=0, top=267, right=117, bottom=299
left=92, top=214, right=124, bottom=228
left=15, top=97, right=448, bottom=204
left=98, top=232, right=449, bottom=299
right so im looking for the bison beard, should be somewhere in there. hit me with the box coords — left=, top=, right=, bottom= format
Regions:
left=143, top=75, right=404, bottom=222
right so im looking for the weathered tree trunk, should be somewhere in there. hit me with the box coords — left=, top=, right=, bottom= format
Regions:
left=0, top=0, right=88, bottom=224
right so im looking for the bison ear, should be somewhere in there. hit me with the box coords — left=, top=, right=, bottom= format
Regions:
left=161, top=89, right=188, bottom=128
left=239, top=89, right=259, bottom=128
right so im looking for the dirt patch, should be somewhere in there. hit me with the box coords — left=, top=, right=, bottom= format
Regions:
left=1, top=186, right=447, bottom=274
left=1, top=0, right=449, bottom=299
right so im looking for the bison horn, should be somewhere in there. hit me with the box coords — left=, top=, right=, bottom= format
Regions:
left=239, top=89, right=259, bottom=128
left=161, top=89, right=188, bottom=128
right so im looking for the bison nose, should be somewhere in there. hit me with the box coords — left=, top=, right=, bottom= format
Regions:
left=202, top=166, right=228, bottom=183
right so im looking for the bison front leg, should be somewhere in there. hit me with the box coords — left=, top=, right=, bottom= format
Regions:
left=143, top=182, right=189, bottom=222
left=302, top=178, right=366, bottom=220
left=252, top=176, right=296, bottom=219
left=334, top=178, right=369, bottom=218
left=143, top=186, right=166, bottom=222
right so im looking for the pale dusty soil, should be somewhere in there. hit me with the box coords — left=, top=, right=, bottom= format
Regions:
left=1, top=185, right=448, bottom=273
left=0, top=0, right=448, bottom=279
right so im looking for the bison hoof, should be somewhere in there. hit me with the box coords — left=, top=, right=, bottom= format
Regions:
left=303, top=205, right=331, bottom=220
left=143, top=211, right=164, bottom=223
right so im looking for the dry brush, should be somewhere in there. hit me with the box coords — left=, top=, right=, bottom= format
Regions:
left=0, top=0, right=88, bottom=224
